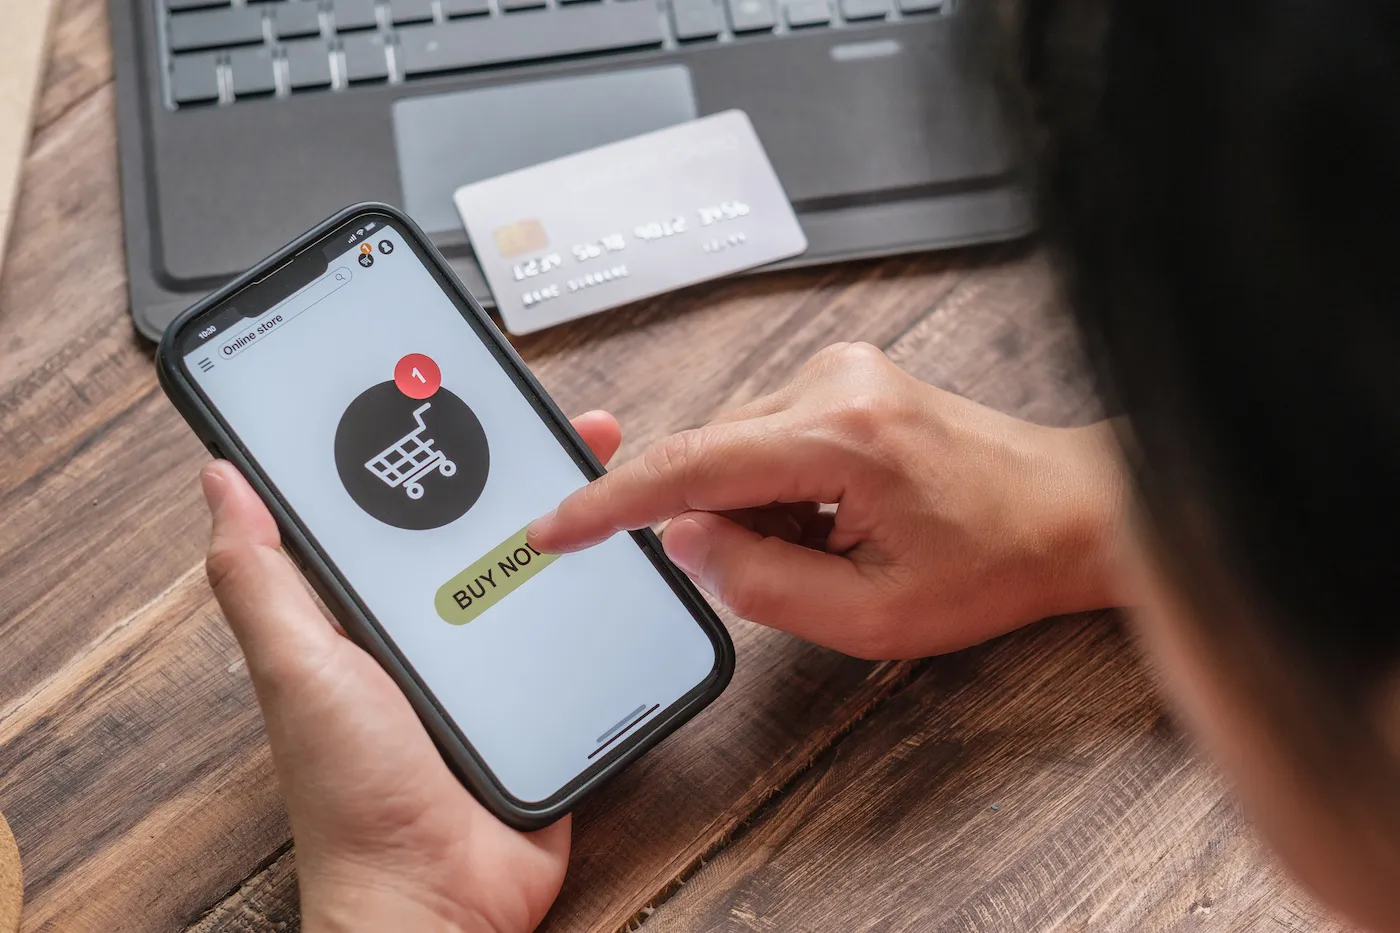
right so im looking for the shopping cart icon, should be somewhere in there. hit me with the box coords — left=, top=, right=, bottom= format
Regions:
left=364, top=402, right=457, bottom=500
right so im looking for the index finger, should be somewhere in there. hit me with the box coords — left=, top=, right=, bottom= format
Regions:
left=527, top=417, right=846, bottom=553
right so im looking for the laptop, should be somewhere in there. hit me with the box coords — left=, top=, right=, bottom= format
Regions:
left=109, top=0, right=1032, bottom=340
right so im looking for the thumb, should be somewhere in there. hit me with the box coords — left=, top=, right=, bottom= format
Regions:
left=202, top=461, right=340, bottom=687
left=661, top=511, right=869, bottom=646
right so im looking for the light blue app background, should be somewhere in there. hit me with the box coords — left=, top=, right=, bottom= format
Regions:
left=186, top=227, right=719, bottom=803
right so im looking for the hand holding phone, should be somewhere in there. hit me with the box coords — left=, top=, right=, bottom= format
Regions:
left=200, top=454, right=578, bottom=931
left=159, top=205, right=732, bottom=829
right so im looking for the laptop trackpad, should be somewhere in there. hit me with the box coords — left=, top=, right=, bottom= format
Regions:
left=393, top=66, right=698, bottom=235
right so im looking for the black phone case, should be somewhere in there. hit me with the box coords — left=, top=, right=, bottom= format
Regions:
left=156, top=202, right=735, bottom=831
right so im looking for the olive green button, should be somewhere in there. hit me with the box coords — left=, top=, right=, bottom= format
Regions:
left=435, top=524, right=561, bottom=625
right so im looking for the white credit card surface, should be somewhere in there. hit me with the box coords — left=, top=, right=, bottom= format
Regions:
left=453, top=110, right=808, bottom=335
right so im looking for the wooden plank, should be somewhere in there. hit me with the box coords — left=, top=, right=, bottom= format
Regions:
left=186, top=850, right=298, bottom=933
left=642, top=614, right=1350, bottom=933
left=0, top=569, right=290, bottom=933
left=33, top=0, right=113, bottom=134
left=883, top=250, right=1098, bottom=426
left=0, top=85, right=131, bottom=405
left=0, top=85, right=213, bottom=721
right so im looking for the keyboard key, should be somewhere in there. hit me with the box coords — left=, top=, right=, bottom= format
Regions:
left=442, top=0, right=489, bottom=15
left=501, top=0, right=546, bottom=10
left=897, top=0, right=942, bottom=11
left=332, top=0, right=379, bottom=30
left=168, top=6, right=265, bottom=52
left=229, top=46, right=277, bottom=96
left=397, top=4, right=664, bottom=76
left=284, top=38, right=334, bottom=88
left=229, top=45, right=277, bottom=96
left=389, top=0, right=435, bottom=23
left=839, top=0, right=887, bottom=18
left=171, top=52, right=221, bottom=103
left=785, top=0, right=828, bottom=25
left=168, top=0, right=230, bottom=10
left=672, top=0, right=721, bottom=39
left=726, top=0, right=774, bottom=31
left=273, top=1, right=322, bottom=38
left=341, top=31, right=390, bottom=81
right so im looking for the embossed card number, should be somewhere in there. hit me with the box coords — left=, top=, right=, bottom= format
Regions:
left=454, top=110, right=807, bottom=335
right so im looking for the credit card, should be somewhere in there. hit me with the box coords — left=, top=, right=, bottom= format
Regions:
left=453, top=110, right=808, bottom=335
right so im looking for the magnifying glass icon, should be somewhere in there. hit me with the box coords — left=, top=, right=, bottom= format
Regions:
left=334, top=270, right=347, bottom=282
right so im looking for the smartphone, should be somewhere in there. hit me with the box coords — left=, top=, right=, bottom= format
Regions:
left=157, top=203, right=734, bottom=830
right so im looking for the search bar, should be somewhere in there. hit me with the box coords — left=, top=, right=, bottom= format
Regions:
left=218, top=266, right=353, bottom=361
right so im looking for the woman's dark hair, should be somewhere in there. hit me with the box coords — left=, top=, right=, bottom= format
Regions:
left=1019, top=0, right=1400, bottom=751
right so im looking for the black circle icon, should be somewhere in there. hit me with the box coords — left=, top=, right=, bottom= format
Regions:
left=358, top=252, right=375, bottom=268
left=378, top=239, right=394, bottom=255
left=334, top=381, right=489, bottom=530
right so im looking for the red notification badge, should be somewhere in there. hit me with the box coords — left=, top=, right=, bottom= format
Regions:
left=394, top=353, right=442, bottom=400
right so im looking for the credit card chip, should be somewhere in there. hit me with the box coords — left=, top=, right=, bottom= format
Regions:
left=493, top=219, right=549, bottom=258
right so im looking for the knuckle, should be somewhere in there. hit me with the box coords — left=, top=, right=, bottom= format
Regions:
left=719, top=572, right=774, bottom=623
left=819, top=341, right=887, bottom=373
left=715, top=537, right=794, bottom=625
left=831, top=391, right=900, bottom=444
left=806, top=345, right=908, bottom=436
left=711, top=542, right=773, bottom=622
left=644, top=428, right=706, bottom=485
left=809, top=342, right=854, bottom=368
left=571, top=475, right=611, bottom=516
left=204, top=541, right=284, bottom=599
left=842, top=341, right=888, bottom=367
left=806, top=342, right=885, bottom=382
left=204, top=542, right=255, bottom=595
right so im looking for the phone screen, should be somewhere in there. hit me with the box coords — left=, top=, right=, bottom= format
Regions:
left=178, top=218, right=722, bottom=805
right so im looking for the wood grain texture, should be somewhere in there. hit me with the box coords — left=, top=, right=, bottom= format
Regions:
left=34, top=0, right=112, bottom=134
left=186, top=849, right=298, bottom=933
left=643, top=615, right=1350, bottom=933
left=0, top=570, right=289, bottom=933
left=0, top=81, right=207, bottom=721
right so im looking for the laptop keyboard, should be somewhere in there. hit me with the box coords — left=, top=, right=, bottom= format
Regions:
left=160, top=0, right=948, bottom=107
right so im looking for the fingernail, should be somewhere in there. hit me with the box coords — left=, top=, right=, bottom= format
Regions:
left=201, top=466, right=228, bottom=516
left=665, top=517, right=713, bottom=580
left=525, top=510, right=555, bottom=547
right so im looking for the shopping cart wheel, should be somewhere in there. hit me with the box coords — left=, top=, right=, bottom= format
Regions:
left=440, top=459, right=457, bottom=477
left=406, top=481, right=424, bottom=500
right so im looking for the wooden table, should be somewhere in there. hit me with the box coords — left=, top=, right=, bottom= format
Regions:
left=0, top=3, right=1351, bottom=931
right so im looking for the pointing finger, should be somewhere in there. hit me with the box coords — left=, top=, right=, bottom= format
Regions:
left=528, top=418, right=847, bottom=553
